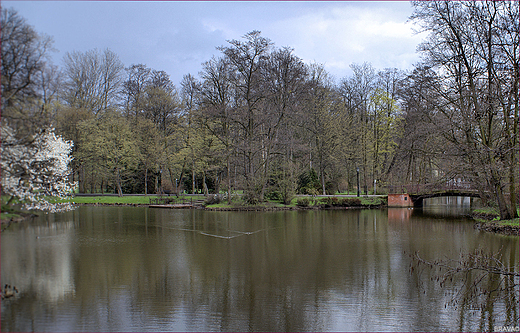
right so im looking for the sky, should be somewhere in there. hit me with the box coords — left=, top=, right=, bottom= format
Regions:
left=4, top=1, right=426, bottom=86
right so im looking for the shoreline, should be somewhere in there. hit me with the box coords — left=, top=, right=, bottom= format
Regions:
left=470, top=211, right=519, bottom=236
left=2, top=202, right=517, bottom=236
left=473, top=221, right=519, bottom=236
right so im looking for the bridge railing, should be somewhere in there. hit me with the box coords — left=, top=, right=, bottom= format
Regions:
left=388, top=181, right=474, bottom=194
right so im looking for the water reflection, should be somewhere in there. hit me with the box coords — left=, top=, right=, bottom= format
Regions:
left=1, top=206, right=518, bottom=332
left=422, top=196, right=479, bottom=218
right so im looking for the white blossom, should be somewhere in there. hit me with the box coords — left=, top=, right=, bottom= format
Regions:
left=1, top=123, right=76, bottom=213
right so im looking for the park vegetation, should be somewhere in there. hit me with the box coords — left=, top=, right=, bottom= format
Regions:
left=1, top=1, right=518, bottom=219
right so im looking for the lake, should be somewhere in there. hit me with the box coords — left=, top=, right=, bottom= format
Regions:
left=1, top=197, right=518, bottom=332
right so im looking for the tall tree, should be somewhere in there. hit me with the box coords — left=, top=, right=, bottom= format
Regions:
left=62, top=48, right=124, bottom=115
left=123, top=63, right=152, bottom=122
left=199, top=56, right=236, bottom=202
left=261, top=47, right=308, bottom=202
left=1, top=7, right=56, bottom=133
left=349, top=62, right=376, bottom=194
left=302, top=63, right=341, bottom=195
left=141, top=70, right=179, bottom=134
left=77, top=111, right=140, bottom=196
left=217, top=30, right=273, bottom=202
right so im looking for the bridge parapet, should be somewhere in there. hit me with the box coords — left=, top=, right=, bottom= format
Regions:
left=388, top=182, right=479, bottom=207
left=388, top=182, right=474, bottom=195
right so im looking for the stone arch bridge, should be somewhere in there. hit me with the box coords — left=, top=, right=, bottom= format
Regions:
left=388, top=182, right=480, bottom=207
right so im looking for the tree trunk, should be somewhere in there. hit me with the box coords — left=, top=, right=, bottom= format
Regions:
left=91, top=167, right=95, bottom=193
left=79, top=166, right=85, bottom=193
left=492, top=172, right=511, bottom=220
left=192, top=164, right=196, bottom=194
left=115, top=168, right=123, bottom=197
left=227, top=158, right=232, bottom=204
left=202, top=171, right=208, bottom=196
left=321, top=167, right=326, bottom=195
left=144, top=168, right=148, bottom=196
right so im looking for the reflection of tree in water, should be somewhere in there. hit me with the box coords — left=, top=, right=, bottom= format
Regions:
left=409, top=248, right=519, bottom=331
left=3, top=207, right=517, bottom=331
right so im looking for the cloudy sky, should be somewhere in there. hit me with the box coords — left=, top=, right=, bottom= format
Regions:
left=4, top=1, right=426, bottom=86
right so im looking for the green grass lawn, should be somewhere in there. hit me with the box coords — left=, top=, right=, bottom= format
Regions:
left=57, top=195, right=203, bottom=205
left=66, top=195, right=159, bottom=205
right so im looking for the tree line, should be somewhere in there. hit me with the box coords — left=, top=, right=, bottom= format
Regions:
left=1, top=1, right=518, bottom=219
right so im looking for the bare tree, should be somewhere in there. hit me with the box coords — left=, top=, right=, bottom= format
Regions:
left=410, top=0, right=519, bottom=219
left=1, top=7, right=55, bottom=133
left=199, top=56, right=236, bottom=202
left=217, top=30, right=273, bottom=203
left=141, top=70, right=179, bottom=134
left=349, top=62, right=376, bottom=194
left=261, top=46, right=308, bottom=202
left=122, top=63, right=152, bottom=122
left=62, top=48, right=124, bottom=115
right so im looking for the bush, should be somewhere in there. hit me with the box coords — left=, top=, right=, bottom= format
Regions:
left=266, top=191, right=283, bottom=202
left=319, top=197, right=339, bottom=206
left=244, top=191, right=260, bottom=205
left=297, top=168, right=321, bottom=194
left=282, top=193, right=295, bottom=205
left=339, top=198, right=361, bottom=207
left=296, top=197, right=311, bottom=207
left=204, top=194, right=221, bottom=205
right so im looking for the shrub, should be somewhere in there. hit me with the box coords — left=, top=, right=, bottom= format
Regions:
left=296, top=197, right=311, bottom=207
left=204, top=194, right=221, bottom=205
left=340, top=198, right=361, bottom=207
left=266, top=191, right=283, bottom=202
left=319, top=197, right=339, bottom=206
left=282, top=193, right=295, bottom=205
left=244, top=191, right=260, bottom=205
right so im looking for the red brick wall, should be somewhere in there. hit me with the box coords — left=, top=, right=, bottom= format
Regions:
left=388, top=194, right=413, bottom=207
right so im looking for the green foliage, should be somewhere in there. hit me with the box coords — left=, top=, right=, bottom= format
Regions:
left=243, top=190, right=260, bottom=205
left=297, top=168, right=321, bottom=195
left=265, top=191, right=283, bottom=202
left=317, top=197, right=363, bottom=207
left=496, top=218, right=519, bottom=227
left=319, top=197, right=339, bottom=206
left=473, top=207, right=500, bottom=217
left=296, top=197, right=311, bottom=207
left=77, top=111, right=140, bottom=196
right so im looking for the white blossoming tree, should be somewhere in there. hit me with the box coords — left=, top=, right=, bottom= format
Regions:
left=1, top=123, right=76, bottom=213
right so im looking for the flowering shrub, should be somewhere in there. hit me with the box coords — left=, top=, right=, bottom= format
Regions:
left=1, top=123, right=76, bottom=212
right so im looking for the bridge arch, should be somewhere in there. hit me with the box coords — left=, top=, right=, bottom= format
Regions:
left=410, top=192, right=480, bottom=207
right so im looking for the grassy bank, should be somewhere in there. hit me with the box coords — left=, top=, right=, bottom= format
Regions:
left=0, top=196, right=38, bottom=225
left=205, top=195, right=387, bottom=210
left=1, top=196, right=23, bottom=221
left=471, top=207, right=519, bottom=225
left=471, top=207, right=519, bottom=236
left=67, top=195, right=161, bottom=205
left=52, top=194, right=387, bottom=210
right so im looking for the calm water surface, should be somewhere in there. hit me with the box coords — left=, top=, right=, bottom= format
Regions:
left=1, top=198, right=518, bottom=332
